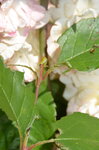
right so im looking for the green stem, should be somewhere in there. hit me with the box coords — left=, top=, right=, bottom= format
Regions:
left=28, top=139, right=55, bottom=150
left=39, top=28, right=46, bottom=57
left=20, top=125, right=31, bottom=150
left=20, top=135, right=23, bottom=150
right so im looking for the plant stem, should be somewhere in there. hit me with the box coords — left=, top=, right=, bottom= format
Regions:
left=21, top=128, right=31, bottom=150
left=28, top=139, right=55, bottom=150
left=20, top=135, right=23, bottom=150
left=21, top=138, right=28, bottom=150
left=35, top=64, right=44, bottom=103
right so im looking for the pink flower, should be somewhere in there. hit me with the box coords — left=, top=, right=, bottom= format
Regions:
left=0, top=0, right=48, bottom=32
left=0, top=0, right=49, bottom=81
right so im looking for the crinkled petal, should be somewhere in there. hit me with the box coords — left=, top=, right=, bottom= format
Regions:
left=0, top=0, right=48, bottom=32
left=6, top=30, right=40, bottom=82
left=60, top=69, right=99, bottom=118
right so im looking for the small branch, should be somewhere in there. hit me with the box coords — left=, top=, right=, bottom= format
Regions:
left=28, top=139, right=55, bottom=150
left=35, top=64, right=44, bottom=103
left=42, top=69, right=51, bottom=81
left=8, top=64, right=36, bottom=74
left=21, top=127, right=31, bottom=150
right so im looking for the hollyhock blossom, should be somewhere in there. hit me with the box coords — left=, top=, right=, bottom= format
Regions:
left=47, top=0, right=99, bottom=65
left=60, top=69, right=99, bottom=118
left=0, top=0, right=49, bottom=81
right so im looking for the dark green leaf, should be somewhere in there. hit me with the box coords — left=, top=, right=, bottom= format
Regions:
left=0, top=110, right=19, bottom=150
left=50, top=80, right=67, bottom=120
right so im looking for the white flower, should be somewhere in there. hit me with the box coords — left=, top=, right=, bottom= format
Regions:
left=0, top=0, right=48, bottom=32
left=6, top=30, right=40, bottom=82
left=60, top=69, right=99, bottom=118
left=47, top=0, right=99, bottom=65
left=0, top=0, right=49, bottom=81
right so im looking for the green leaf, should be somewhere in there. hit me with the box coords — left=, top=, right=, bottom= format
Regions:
left=0, top=130, right=6, bottom=150
left=54, top=112, right=99, bottom=150
left=28, top=91, right=56, bottom=150
left=58, top=18, right=99, bottom=71
left=0, top=59, right=57, bottom=149
left=0, top=59, right=36, bottom=142
left=5, top=124, right=19, bottom=150
left=0, top=110, right=19, bottom=150
left=50, top=80, right=67, bottom=120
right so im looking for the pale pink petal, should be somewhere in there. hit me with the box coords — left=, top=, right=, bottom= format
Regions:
left=0, top=0, right=48, bottom=32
